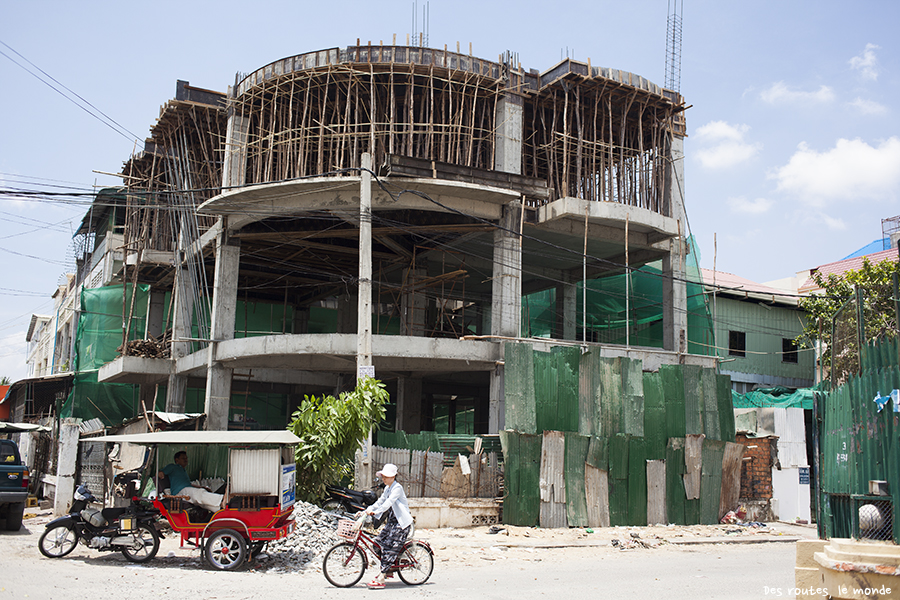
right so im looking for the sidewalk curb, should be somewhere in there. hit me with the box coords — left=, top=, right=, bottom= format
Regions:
left=429, top=535, right=802, bottom=550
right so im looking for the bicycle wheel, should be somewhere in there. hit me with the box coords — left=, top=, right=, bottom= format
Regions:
left=397, top=541, right=433, bottom=585
left=323, top=542, right=367, bottom=587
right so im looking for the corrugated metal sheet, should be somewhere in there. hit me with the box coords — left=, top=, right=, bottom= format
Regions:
left=600, top=357, right=624, bottom=437
left=666, top=437, right=686, bottom=525
left=683, top=365, right=703, bottom=435
left=608, top=433, right=630, bottom=525
left=700, top=439, right=725, bottom=524
left=539, top=431, right=567, bottom=527
left=623, top=358, right=645, bottom=437
left=230, top=448, right=280, bottom=495
left=661, top=365, right=686, bottom=439
left=773, top=407, right=808, bottom=468
left=717, top=374, right=736, bottom=441
left=504, top=342, right=536, bottom=434
left=564, top=432, right=590, bottom=527
left=643, top=372, right=667, bottom=460
left=627, top=436, right=647, bottom=525
left=647, top=460, right=667, bottom=525
left=701, top=368, right=720, bottom=440
left=579, top=350, right=601, bottom=436
left=499, top=430, right=541, bottom=526
left=584, top=464, right=610, bottom=527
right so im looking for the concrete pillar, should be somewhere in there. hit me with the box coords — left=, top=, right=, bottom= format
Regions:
left=401, top=268, right=427, bottom=336
left=204, top=228, right=240, bottom=430
left=663, top=135, right=688, bottom=353
left=54, top=419, right=80, bottom=517
left=222, top=113, right=250, bottom=188
left=494, top=94, right=524, bottom=174
left=491, top=201, right=523, bottom=338
left=489, top=363, right=505, bottom=433
left=147, top=291, right=166, bottom=340
left=555, top=281, right=578, bottom=340
left=396, top=377, right=423, bottom=434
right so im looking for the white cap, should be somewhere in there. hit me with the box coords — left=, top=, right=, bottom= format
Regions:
left=376, top=463, right=398, bottom=478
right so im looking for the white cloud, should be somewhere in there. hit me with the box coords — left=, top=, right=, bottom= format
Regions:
left=760, top=82, right=835, bottom=105
left=727, top=196, right=773, bottom=215
left=849, top=44, right=880, bottom=81
left=848, top=97, right=887, bottom=116
left=772, top=137, right=900, bottom=205
left=694, top=121, right=761, bottom=169
left=819, top=213, right=847, bottom=231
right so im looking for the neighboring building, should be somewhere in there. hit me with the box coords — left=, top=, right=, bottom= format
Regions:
left=702, top=269, right=815, bottom=393
left=796, top=247, right=898, bottom=296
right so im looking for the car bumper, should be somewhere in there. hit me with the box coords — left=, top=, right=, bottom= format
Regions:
left=0, top=491, right=28, bottom=504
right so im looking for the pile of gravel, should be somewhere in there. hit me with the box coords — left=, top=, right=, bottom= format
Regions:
left=257, top=501, right=348, bottom=572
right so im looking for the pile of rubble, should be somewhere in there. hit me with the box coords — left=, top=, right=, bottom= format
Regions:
left=255, top=501, right=346, bottom=572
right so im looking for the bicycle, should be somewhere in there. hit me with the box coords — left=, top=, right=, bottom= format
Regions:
left=322, top=518, right=434, bottom=587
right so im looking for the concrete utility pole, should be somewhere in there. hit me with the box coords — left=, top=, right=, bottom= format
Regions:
left=357, top=153, right=374, bottom=380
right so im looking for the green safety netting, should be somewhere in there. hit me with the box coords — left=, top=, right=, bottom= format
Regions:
left=63, top=284, right=158, bottom=425
left=523, top=236, right=713, bottom=355
left=731, top=386, right=817, bottom=410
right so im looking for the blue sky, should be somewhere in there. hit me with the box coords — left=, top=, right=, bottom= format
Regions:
left=1, top=0, right=898, bottom=380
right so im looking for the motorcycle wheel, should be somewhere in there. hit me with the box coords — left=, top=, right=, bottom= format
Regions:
left=204, top=528, right=247, bottom=571
left=38, top=524, right=78, bottom=558
left=121, top=523, right=160, bottom=563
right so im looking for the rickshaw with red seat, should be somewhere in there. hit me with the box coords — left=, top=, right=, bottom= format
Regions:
left=96, top=430, right=299, bottom=570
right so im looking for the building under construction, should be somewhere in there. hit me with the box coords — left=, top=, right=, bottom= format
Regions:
left=86, top=43, right=711, bottom=434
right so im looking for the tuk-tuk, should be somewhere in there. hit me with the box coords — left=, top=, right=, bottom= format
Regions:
left=96, top=430, right=299, bottom=570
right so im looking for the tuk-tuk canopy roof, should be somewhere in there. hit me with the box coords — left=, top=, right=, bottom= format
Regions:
left=89, top=430, right=300, bottom=445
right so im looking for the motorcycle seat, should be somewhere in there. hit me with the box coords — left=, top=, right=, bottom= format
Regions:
left=101, top=507, right=129, bottom=521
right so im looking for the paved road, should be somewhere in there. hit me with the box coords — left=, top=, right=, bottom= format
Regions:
left=1, top=516, right=801, bottom=600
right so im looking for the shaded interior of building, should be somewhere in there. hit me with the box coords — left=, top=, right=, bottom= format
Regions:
left=68, top=45, right=711, bottom=434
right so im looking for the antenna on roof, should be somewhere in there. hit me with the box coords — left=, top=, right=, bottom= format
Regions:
left=664, top=0, right=683, bottom=92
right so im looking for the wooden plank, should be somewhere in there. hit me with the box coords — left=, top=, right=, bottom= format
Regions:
left=719, top=442, right=744, bottom=518
left=564, top=432, right=590, bottom=527
left=646, top=459, right=667, bottom=525
left=540, top=430, right=567, bottom=528
left=584, top=465, right=610, bottom=528
left=683, top=433, right=704, bottom=500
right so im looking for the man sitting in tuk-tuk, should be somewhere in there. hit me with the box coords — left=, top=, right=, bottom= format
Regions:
left=158, top=451, right=225, bottom=512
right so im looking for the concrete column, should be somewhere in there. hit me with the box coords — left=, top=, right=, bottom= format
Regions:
left=491, top=201, right=523, bottom=338
left=147, top=291, right=166, bottom=340
left=396, top=377, right=423, bottom=434
left=555, top=281, right=578, bottom=340
left=222, top=113, right=250, bottom=188
left=663, top=134, right=688, bottom=353
left=204, top=228, right=240, bottom=430
left=401, top=268, right=427, bottom=336
left=488, top=363, right=505, bottom=433
left=494, top=94, right=524, bottom=174
left=54, top=418, right=80, bottom=517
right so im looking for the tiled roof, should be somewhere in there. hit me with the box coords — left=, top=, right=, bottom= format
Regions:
left=799, top=248, right=899, bottom=293
left=701, top=269, right=799, bottom=306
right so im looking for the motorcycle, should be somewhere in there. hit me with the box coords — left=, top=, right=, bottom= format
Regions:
left=38, top=484, right=162, bottom=563
left=323, top=482, right=386, bottom=527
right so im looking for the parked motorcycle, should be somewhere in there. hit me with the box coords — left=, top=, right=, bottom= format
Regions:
left=323, top=482, right=386, bottom=527
left=38, top=484, right=162, bottom=563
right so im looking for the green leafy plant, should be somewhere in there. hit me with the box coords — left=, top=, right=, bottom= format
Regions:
left=287, top=377, right=389, bottom=503
left=798, top=256, right=899, bottom=383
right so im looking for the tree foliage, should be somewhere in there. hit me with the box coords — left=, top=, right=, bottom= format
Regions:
left=798, top=256, right=899, bottom=383
left=287, top=377, right=389, bottom=503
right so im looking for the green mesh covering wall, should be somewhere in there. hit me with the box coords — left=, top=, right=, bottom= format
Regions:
left=63, top=284, right=156, bottom=425
left=522, top=236, right=713, bottom=355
